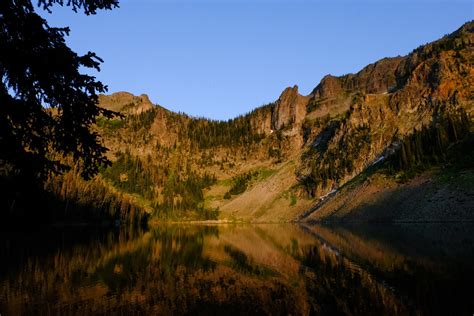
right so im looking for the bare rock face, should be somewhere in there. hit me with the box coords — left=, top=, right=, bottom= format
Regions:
left=98, top=92, right=154, bottom=115
left=249, top=105, right=273, bottom=135
left=272, top=85, right=310, bottom=130
left=310, top=57, right=403, bottom=101
left=344, top=57, right=404, bottom=94
left=311, top=75, right=344, bottom=100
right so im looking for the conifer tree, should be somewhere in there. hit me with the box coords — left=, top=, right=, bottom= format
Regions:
left=0, top=0, right=119, bottom=183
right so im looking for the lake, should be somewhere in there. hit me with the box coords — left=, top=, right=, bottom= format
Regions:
left=1, top=223, right=473, bottom=315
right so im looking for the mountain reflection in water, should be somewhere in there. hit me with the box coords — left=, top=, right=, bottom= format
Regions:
left=1, top=223, right=473, bottom=315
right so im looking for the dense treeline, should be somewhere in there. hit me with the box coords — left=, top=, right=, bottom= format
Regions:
left=153, top=171, right=217, bottom=220
left=44, top=170, right=148, bottom=225
left=101, top=151, right=155, bottom=199
left=186, top=116, right=264, bottom=149
left=387, top=108, right=471, bottom=174
left=125, top=108, right=158, bottom=132
left=100, top=151, right=218, bottom=220
left=0, top=166, right=149, bottom=227
left=184, top=104, right=273, bottom=150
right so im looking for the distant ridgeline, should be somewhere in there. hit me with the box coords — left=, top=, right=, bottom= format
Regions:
left=3, top=21, right=473, bottom=224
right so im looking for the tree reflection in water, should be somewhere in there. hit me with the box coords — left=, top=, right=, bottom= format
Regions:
left=0, top=223, right=473, bottom=315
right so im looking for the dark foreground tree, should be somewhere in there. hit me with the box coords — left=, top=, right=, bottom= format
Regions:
left=0, top=0, right=123, bottom=220
left=0, top=0, right=119, bottom=183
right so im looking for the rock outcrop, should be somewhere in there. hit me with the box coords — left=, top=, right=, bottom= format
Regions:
left=249, top=104, right=274, bottom=135
left=271, top=85, right=310, bottom=130
left=297, top=21, right=473, bottom=199
left=98, top=92, right=154, bottom=115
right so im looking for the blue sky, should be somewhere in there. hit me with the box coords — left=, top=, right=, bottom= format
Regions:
left=39, top=0, right=473, bottom=120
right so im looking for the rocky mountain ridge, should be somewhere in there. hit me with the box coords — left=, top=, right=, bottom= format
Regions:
left=92, top=21, right=473, bottom=222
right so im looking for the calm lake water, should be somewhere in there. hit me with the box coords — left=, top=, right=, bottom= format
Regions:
left=1, top=223, right=473, bottom=315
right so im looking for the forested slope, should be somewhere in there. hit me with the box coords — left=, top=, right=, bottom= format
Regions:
left=45, top=21, right=474, bottom=223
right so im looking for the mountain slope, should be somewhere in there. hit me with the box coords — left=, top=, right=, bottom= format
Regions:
left=89, top=21, right=473, bottom=222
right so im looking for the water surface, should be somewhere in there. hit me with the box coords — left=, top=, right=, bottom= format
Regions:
left=1, top=223, right=473, bottom=315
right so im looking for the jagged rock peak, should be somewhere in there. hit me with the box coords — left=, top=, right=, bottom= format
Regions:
left=311, top=75, right=343, bottom=100
left=98, top=92, right=154, bottom=115
left=310, top=57, right=403, bottom=101
left=272, top=85, right=310, bottom=130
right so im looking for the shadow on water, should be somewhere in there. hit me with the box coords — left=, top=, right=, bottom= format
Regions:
left=0, top=222, right=473, bottom=315
left=299, top=223, right=474, bottom=315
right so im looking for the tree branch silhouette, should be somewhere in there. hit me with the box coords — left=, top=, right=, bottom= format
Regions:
left=0, top=0, right=120, bottom=183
